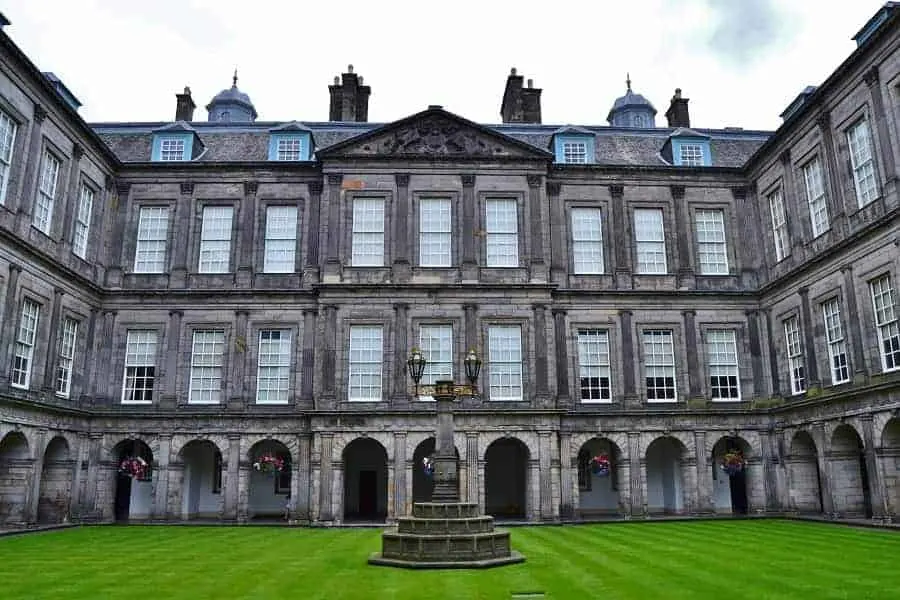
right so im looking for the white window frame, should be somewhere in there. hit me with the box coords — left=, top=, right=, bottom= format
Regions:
left=276, top=137, right=302, bottom=161
left=488, top=325, right=523, bottom=401
left=822, top=298, right=850, bottom=385
left=634, top=208, right=667, bottom=274
left=419, top=198, right=452, bottom=267
left=571, top=207, right=604, bottom=274
left=707, top=329, right=740, bottom=401
left=870, top=275, right=900, bottom=372
left=418, top=324, right=453, bottom=401
left=72, top=183, right=94, bottom=259
left=768, top=189, right=790, bottom=262
left=159, top=137, right=186, bottom=161
left=643, top=329, right=677, bottom=402
left=0, top=109, right=18, bottom=205
left=55, top=317, right=78, bottom=397
left=694, top=209, right=728, bottom=275
left=263, top=205, right=297, bottom=273
left=847, top=118, right=878, bottom=208
left=198, top=205, right=234, bottom=273
left=33, top=150, right=59, bottom=234
left=679, top=143, right=704, bottom=166
left=577, top=329, right=611, bottom=403
left=803, top=156, right=829, bottom=238
left=485, top=198, right=519, bottom=267
left=562, top=141, right=587, bottom=164
left=122, top=330, right=158, bottom=404
left=784, top=316, right=806, bottom=395
left=256, top=330, right=292, bottom=404
left=351, top=198, right=385, bottom=267
left=11, top=299, right=39, bottom=389
left=348, top=325, right=383, bottom=401
left=134, top=206, right=169, bottom=273
left=189, top=330, right=226, bottom=404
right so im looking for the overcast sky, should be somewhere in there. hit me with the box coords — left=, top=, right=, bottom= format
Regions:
left=1, top=0, right=889, bottom=130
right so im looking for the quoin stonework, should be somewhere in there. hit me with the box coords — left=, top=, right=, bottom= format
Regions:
left=0, top=5, right=899, bottom=527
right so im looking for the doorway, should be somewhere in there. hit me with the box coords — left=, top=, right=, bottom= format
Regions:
left=359, top=470, right=377, bottom=518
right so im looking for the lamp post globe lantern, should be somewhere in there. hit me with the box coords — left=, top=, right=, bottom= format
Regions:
left=407, top=347, right=427, bottom=398
left=464, top=348, right=482, bottom=387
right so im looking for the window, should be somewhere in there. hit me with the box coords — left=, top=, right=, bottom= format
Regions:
left=577, top=329, right=611, bottom=402
left=488, top=325, right=523, bottom=401
left=55, top=317, right=78, bottom=397
left=847, top=119, right=878, bottom=208
left=707, top=329, right=739, bottom=400
left=695, top=209, right=728, bottom=275
left=256, top=330, right=291, bottom=404
left=159, top=138, right=186, bottom=161
left=644, top=330, right=676, bottom=402
left=562, top=142, right=587, bottom=164
left=72, top=184, right=94, bottom=259
left=263, top=205, right=297, bottom=273
left=0, top=109, right=17, bottom=205
left=419, top=325, right=453, bottom=400
left=822, top=299, right=849, bottom=384
left=633, top=114, right=646, bottom=128
left=419, top=198, right=452, bottom=267
left=634, top=208, right=667, bottom=274
left=485, top=199, right=519, bottom=267
left=870, top=275, right=900, bottom=372
left=768, top=189, right=790, bottom=262
left=351, top=198, right=385, bottom=267
left=198, top=206, right=233, bottom=273
left=276, top=137, right=302, bottom=161
left=189, top=330, right=226, bottom=404
left=122, top=330, right=157, bottom=403
left=784, top=316, right=805, bottom=394
left=33, top=151, right=59, bottom=234
left=134, top=207, right=169, bottom=273
left=679, top=144, right=704, bottom=166
left=571, top=208, right=603, bottom=274
left=348, top=325, right=383, bottom=401
left=803, top=157, right=829, bottom=237
left=11, top=299, right=39, bottom=389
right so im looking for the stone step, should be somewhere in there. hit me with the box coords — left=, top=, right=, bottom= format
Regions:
left=396, top=516, right=496, bottom=534
left=412, top=502, right=480, bottom=519
left=381, top=530, right=513, bottom=561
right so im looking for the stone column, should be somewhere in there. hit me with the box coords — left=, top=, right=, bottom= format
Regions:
left=85, top=433, right=103, bottom=518
left=764, top=309, right=781, bottom=397
left=620, top=310, right=638, bottom=407
left=628, top=432, right=643, bottom=516
left=16, top=104, right=46, bottom=219
left=71, top=432, right=87, bottom=515
left=162, top=310, right=182, bottom=408
left=528, top=457, right=541, bottom=521
left=393, top=174, right=411, bottom=282
left=682, top=310, right=700, bottom=399
left=527, top=174, right=547, bottom=282
left=558, top=432, right=574, bottom=518
left=26, top=429, right=47, bottom=523
left=394, top=432, right=407, bottom=515
left=538, top=431, right=553, bottom=519
left=237, top=462, right=251, bottom=522
left=303, top=180, right=323, bottom=286
left=671, top=185, right=694, bottom=287
left=235, top=181, right=257, bottom=288
left=861, top=415, right=886, bottom=518
left=746, top=310, right=765, bottom=399
left=610, top=185, right=631, bottom=289
left=460, top=173, right=477, bottom=281
left=223, top=434, right=241, bottom=521
left=300, top=309, right=317, bottom=405
left=532, top=304, right=550, bottom=406
left=841, top=265, right=867, bottom=381
left=295, top=433, right=312, bottom=520
left=323, top=173, right=343, bottom=281
left=798, top=287, right=819, bottom=387
left=0, top=263, right=21, bottom=384
left=863, top=66, right=898, bottom=194
left=547, top=181, right=565, bottom=284
left=153, top=434, right=171, bottom=520
left=392, top=303, right=409, bottom=404
left=466, top=433, right=479, bottom=505
left=759, top=429, right=778, bottom=511
left=814, top=424, right=834, bottom=515
left=320, top=305, right=338, bottom=408
left=42, top=288, right=65, bottom=393
left=228, top=310, right=249, bottom=410
left=552, top=309, right=569, bottom=405
left=318, top=433, right=334, bottom=521
left=693, top=430, right=713, bottom=514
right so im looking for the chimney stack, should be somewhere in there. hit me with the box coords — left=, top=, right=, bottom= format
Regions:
left=328, top=64, right=371, bottom=122
left=501, top=68, right=542, bottom=124
left=665, top=88, right=690, bottom=128
left=175, top=86, right=196, bottom=122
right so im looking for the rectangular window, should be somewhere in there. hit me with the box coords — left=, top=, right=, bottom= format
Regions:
left=634, top=208, right=667, bottom=274
left=571, top=207, right=604, bottom=274
left=55, top=317, right=78, bottom=397
left=577, top=329, right=611, bottom=402
left=485, top=198, right=519, bottom=267
left=847, top=119, right=878, bottom=208
left=198, top=205, right=234, bottom=273
left=33, top=151, right=59, bottom=234
left=784, top=316, right=805, bottom=394
left=488, top=325, right=523, bottom=401
left=822, top=298, right=850, bottom=384
left=419, top=324, right=453, bottom=400
left=72, top=184, right=94, bottom=259
left=679, top=144, right=704, bottom=166
left=695, top=209, right=728, bottom=275
left=803, top=157, right=829, bottom=237
left=351, top=198, right=385, bottom=267
left=134, top=207, right=169, bottom=273
left=263, top=205, right=297, bottom=273
left=189, top=330, right=226, bottom=404
left=276, top=137, right=302, bottom=161
left=644, top=330, right=676, bottom=402
left=0, top=109, right=18, bottom=205
left=563, top=141, right=587, bottom=164
left=870, top=275, right=900, bottom=372
left=419, top=198, right=452, bottom=267
left=768, top=189, right=790, bottom=262
left=348, top=325, right=383, bottom=401
left=707, top=329, right=739, bottom=400
left=256, top=330, right=291, bottom=404
left=122, top=330, right=157, bottom=403
left=159, top=138, right=185, bottom=161
left=11, top=299, right=39, bottom=389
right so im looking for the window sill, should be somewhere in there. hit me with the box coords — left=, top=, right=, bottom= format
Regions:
left=646, top=399, right=678, bottom=404
left=579, top=400, right=613, bottom=404
left=709, top=398, right=742, bottom=403
left=186, top=400, right=222, bottom=405
left=121, top=400, right=152, bottom=405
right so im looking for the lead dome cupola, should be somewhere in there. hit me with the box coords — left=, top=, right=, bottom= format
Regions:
left=607, top=74, right=656, bottom=128
left=206, top=70, right=258, bottom=122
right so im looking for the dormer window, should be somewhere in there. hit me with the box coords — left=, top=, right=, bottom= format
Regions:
left=552, top=128, right=595, bottom=165
left=150, top=128, right=196, bottom=162
left=276, top=137, right=302, bottom=161
left=159, top=138, right=185, bottom=161
left=665, top=128, right=711, bottom=167
left=562, top=141, right=587, bottom=164
left=679, top=143, right=704, bottom=166
left=268, top=125, right=313, bottom=161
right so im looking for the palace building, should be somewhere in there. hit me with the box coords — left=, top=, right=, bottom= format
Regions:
left=0, top=5, right=898, bottom=526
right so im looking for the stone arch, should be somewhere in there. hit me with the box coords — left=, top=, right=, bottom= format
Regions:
left=645, top=436, right=690, bottom=514
left=881, top=417, right=900, bottom=448
left=484, top=436, right=530, bottom=519
left=171, top=434, right=229, bottom=464
left=787, top=430, right=822, bottom=514
left=247, top=438, right=292, bottom=519
left=105, top=436, right=159, bottom=463
left=342, top=437, right=388, bottom=521
left=332, top=432, right=394, bottom=464
left=37, top=436, right=73, bottom=523
left=110, top=438, right=154, bottom=522
left=411, top=436, right=460, bottom=504
left=405, top=431, right=468, bottom=462
left=176, top=439, right=224, bottom=520
left=0, top=431, right=32, bottom=525
left=569, top=432, right=629, bottom=462
left=710, top=435, right=753, bottom=515
left=829, top=424, right=872, bottom=517
left=575, top=436, right=625, bottom=515
left=880, top=417, right=900, bottom=517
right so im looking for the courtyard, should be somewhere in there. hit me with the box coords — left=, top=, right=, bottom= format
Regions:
left=0, top=520, right=897, bottom=599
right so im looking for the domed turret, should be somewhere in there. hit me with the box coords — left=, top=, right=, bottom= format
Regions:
left=206, top=70, right=258, bottom=122
left=607, top=74, right=656, bottom=128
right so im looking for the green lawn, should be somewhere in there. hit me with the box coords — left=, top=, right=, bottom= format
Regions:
left=1, top=520, right=898, bottom=599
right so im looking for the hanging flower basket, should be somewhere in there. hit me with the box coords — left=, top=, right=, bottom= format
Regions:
left=720, top=450, right=745, bottom=477
left=118, top=456, right=148, bottom=479
left=590, top=455, right=611, bottom=477
left=253, top=454, right=285, bottom=475
left=423, top=456, right=434, bottom=477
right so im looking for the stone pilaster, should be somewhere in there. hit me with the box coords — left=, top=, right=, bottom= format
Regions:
left=863, top=66, right=897, bottom=194
left=466, top=433, right=479, bottom=505
left=814, top=424, right=834, bottom=515
left=620, top=310, right=638, bottom=406
left=779, top=149, right=802, bottom=257
left=394, top=432, right=407, bottom=516
left=798, top=287, right=819, bottom=387
left=683, top=310, right=700, bottom=398
left=460, top=173, right=477, bottom=281
left=169, top=182, right=192, bottom=288
left=815, top=112, right=847, bottom=236
left=228, top=310, right=249, bottom=410
left=237, top=462, right=250, bottom=522
left=320, top=305, right=338, bottom=408
left=295, top=433, right=312, bottom=520
left=323, top=173, right=343, bottom=281
left=235, top=180, right=257, bottom=288
left=671, top=185, right=694, bottom=287
left=392, top=303, right=409, bottom=404
left=527, top=174, right=547, bottom=282
left=70, top=432, right=87, bottom=515
left=79, top=308, right=99, bottom=407
left=764, top=309, right=780, bottom=397
left=223, top=434, right=241, bottom=521
left=16, top=103, right=47, bottom=219
left=538, top=431, right=553, bottom=519
left=25, top=429, right=47, bottom=523
left=558, top=432, right=574, bottom=518
left=547, top=181, right=565, bottom=284
left=841, top=265, right=867, bottom=381
left=86, top=433, right=103, bottom=517
left=303, top=180, right=323, bottom=286
left=759, top=429, right=778, bottom=511
left=746, top=310, right=764, bottom=399
left=0, top=263, right=21, bottom=385
left=392, top=173, right=411, bottom=282
left=693, top=430, right=713, bottom=514
left=153, top=434, right=171, bottom=520
left=628, top=432, right=643, bottom=516
left=162, top=310, right=182, bottom=408
left=318, top=433, right=334, bottom=521
left=99, top=311, right=117, bottom=402
left=861, top=415, right=886, bottom=518
left=609, top=184, right=631, bottom=288
left=300, top=309, right=317, bottom=405
left=463, top=303, right=477, bottom=356
left=532, top=304, right=550, bottom=406
left=42, top=287, right=64, bottom=393
left=57, top=143, right=83, bottom=249
left=552, top=309, right=569, bottom=405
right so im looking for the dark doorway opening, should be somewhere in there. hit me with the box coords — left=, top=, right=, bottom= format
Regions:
left=729, top=469, right=749, bottom=514
left=359, top=470, right=377, bottom=518
left=114, top=474, right=132, bottom=522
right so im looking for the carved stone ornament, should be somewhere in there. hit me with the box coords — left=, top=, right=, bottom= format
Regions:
left=395, top=173, right=410, bottom=187
left=308, top=180, right=323, bottom=194
left=243, top=180, right=258, bottom=196
left=180, top=182, right=194, bottom=195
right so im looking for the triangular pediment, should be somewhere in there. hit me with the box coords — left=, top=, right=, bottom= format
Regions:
left=317, top=108, right=553, bottom=161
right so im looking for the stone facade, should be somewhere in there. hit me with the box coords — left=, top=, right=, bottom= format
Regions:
left=0, top=9, right=899, bottom=527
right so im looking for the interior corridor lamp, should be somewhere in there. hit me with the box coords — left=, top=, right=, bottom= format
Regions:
left=464, top=348, right=482, bottom=389
left=407, top=347, right=427, bottom=398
